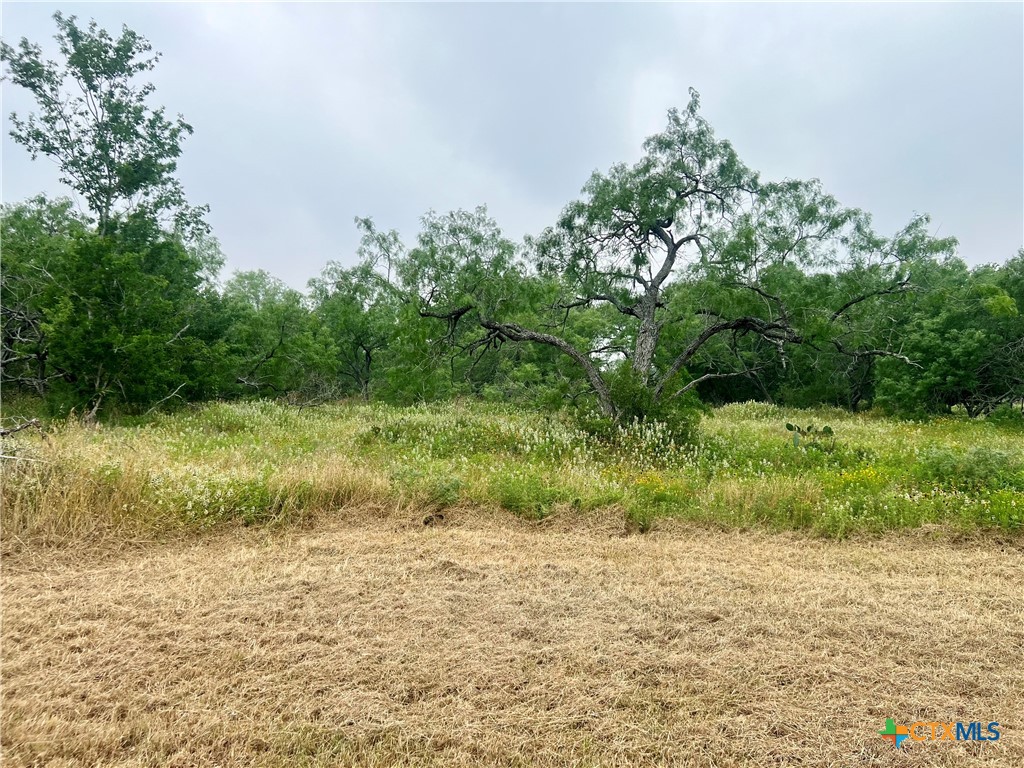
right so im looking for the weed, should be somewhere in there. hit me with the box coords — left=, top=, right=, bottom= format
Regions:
left=2, top=399, right=1022, bottom=541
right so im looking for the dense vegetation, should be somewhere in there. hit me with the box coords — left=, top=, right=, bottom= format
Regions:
left=3, top=400, right=1022, bottom=541
left=2, top=14, right=1021, bottom=427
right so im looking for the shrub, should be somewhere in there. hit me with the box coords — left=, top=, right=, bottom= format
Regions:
left=574, top=366, right=702, bottom=468
left=607, top=365, right=702, bottom=446
left=625, top=473, right=696, bottom=532
left=914, top=446, right=1022, bottom=493
left=389, top=466, right=463, bottom=510
left=488, top=470, right=569, bottom=519
left=987, top=404, right=1024, bottom=429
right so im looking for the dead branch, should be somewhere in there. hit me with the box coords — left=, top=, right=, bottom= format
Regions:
left=0, top=419, right=41, bottom=438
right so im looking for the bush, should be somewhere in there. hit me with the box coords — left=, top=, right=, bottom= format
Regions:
left=914, top=446, right=1023, bottom=493
left=488, top=470, right=569, bottom=519
left=389, top=466, right=463, bottom=510
left=625, top=473, right=696, bottom=532
left=608, top=365, right=702, bottom=445
left=987, top=404, right=1024, bottom=429
left=575, top=365, right=702, bottom=456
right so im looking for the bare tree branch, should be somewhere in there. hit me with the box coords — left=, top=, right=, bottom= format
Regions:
left=672, top=366, right=765, bottom=398
left=0, top=419, right=41, bottom=438
left=830, top=277, right=912, bottom=321
left=480, top=319, right=616, bottom=416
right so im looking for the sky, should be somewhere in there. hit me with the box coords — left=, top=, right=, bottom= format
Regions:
left=2, top=2, right=1022, bottom=290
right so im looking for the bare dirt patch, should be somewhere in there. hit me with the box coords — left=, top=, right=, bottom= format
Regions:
left=3, top=510, right=1022, bottom=766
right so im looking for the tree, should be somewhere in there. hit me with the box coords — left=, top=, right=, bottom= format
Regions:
left=35, top=217, right=222, bottom=413
left=310, top=266, right=394, bottom=400
left=875, top=255, right=1024, bottom=416
left=304, top=218, right=410, bottom=400
left=399, top=91, right=955, bottom=420
left=0, top=197, right=87, bottom=395
left=1, top=15, right=222, bottom=413
left=221, top=271, right=325, bottom=397
left=1, top=12, right=206, bottom=235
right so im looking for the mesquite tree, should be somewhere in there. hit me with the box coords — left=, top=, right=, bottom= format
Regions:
left=398, top=91, right=955, bottom=419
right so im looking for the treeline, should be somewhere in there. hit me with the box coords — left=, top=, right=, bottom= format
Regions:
left=2, top=14, right=1022, bottom=422
left=2, top=195, right=1022, bottom=419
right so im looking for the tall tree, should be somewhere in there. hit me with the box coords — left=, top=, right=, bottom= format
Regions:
left=400, top=91, right=955, bottom=420
left=875, top=255, right=1024, bottom=416
left=2, top=15, right=219, bottom=413
left=1, top=12, right=206, bottom=235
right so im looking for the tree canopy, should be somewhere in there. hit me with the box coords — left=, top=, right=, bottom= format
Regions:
left=2, top=18, right=1020, bottom=424
left=396, top=91, right=959, bottom=421
left=1, top=12, right=206, bottom=236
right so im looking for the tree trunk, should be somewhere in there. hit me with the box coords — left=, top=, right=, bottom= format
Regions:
left=362, top=347, right=372, bottom=401
left=632, top=293, right=660, bottom=384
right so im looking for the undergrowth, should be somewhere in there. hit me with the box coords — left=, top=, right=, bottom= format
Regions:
left=2, top=399, right=1021, bottom=542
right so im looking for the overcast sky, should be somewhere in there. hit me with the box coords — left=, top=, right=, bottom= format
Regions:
left=2, top=2, right=1022, bottom=289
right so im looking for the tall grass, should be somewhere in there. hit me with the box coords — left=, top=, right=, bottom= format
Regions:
left=2, top=399, right=1021, bottom=543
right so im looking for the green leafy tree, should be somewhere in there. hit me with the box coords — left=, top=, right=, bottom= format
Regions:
left=307, top=220, right=409, bottom=400
left=38, top=218, right=221, bottom=414
left=0, top=197, right=87, bottom=395
left=876, top=255, right=1024, bottom=416
left=221, top=271, right=325, bottom=397
left=676, top=234, right=952, bottom=411
left=1, top=198, right=226, bottom=412
left=1, top=15, right=222, bottom=413
left=392, top=91, right=953, bottom=422
left=1, top=12, right=206, bottom=235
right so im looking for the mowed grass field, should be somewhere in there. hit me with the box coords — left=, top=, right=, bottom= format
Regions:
left=3, top=511, right=1022, bottom=766
left=2, top=401, right=1022, bottom=765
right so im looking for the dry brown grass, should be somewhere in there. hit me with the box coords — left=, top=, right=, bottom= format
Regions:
left=0, top=431, right=393, bottom=546
left=2, top=508, right=1022, bottom=767
left=0, top=435, right=168, bottom=544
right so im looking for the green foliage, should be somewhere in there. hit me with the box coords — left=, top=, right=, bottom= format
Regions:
left=1, top=12, right=207, bottom=234
left=1, top=13, right=1018, bottom=431
left=219, top=270, right=327, bottom=398
left=0, top=198, right=86, bottom=396
left=914, top=446, right=1023, bottom=493
left=6, top=401, right=1022, bottom=539
left=306, top=221, right=407, bottom=400
left=784, top=422, right=835, bottom=449
left=875, top=256, right=1024, bottom=417
left=0, top=207, right=226, bottom=414
left=987, top=404, right=1024, bottom=429
left=1, top=14, right=220, bottom=413
left=488, top=470, right=569, bottom=520
left=602, top=364, right=702, bottom=445
left=367, top=89, right=959, bottom=428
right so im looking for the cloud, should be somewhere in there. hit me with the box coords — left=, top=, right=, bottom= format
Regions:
left=2, top=2, right=1021, bottom=289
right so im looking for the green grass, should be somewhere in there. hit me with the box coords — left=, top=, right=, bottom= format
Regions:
left=2, top=399, right=1022, bottom=540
